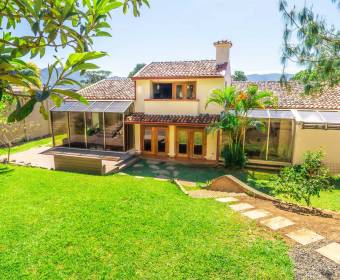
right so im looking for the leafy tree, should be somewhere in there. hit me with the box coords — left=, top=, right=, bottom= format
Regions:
left=128, top=63, right=146, bottom=77
left=274, top=150, right=334, bottom=207
left=206, top=85, right=275, bottom=168
left=81, top=70, right=112, bottom=86
left=279, top=0, right=340, bottom=94
left=0, top=98, right=39, bottom=163
left=232, top=71, right=247, bottom=81
left=0, top=0, right=149, bottom=121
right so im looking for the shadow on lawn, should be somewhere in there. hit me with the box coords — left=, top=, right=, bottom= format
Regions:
left=0, top=165, right=14, bottom=174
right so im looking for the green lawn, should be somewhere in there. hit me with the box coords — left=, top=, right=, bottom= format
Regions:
left=0, top=164, right=293, bottom=279
left=125, top=159, right=340, bottom=211
left=0, top=137, right=53, bottom=156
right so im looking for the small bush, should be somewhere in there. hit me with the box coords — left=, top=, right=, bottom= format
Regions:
left=222, top=143, right=247, bottom=168
left=274, top=150, right=334, bottom=207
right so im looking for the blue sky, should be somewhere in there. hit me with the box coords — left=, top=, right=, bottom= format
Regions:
left=32, top=0, right=338, bottom=76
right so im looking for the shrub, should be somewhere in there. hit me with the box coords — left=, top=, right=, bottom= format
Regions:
left=274, top=150, right=334, bottom=207
left=222, top=143, right=247, bottom=168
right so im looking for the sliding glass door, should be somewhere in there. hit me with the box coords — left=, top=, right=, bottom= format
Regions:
left=69, top=112, right=86, bottom=148
left=176, top=127, right=205, bottom=159
left=141, top=126, right=169, bottom=156
left=85, top=112, right=104, bottom=150
left=51, top=111, right=69, bottom=147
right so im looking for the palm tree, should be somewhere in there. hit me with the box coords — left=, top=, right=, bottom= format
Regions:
left=206, top=85, right=275, bottom=168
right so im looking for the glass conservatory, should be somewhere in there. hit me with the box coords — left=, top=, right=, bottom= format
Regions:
left=220, top=109, right=340, bottom=164
left=50, top=101, right=134, bottom=152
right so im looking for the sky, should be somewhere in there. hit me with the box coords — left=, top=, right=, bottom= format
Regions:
left=29, top=0, right=339, bottom=76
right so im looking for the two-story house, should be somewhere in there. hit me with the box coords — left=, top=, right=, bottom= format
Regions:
left=49, top=40, right=340, bottom=174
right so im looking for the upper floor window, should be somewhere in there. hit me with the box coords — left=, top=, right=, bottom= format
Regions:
left=152, top=82, right=196, bottom=100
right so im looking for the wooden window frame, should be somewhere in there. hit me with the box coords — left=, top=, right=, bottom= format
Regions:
left=151, top=82, right=196, bottom=100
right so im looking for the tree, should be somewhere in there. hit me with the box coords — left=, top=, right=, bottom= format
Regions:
left=274, top=150, right=334, bottom=207
left=279, top=0, right=340, bottom=94
left=128, top=63, right=146, bottom=77
left=0, top=98, right=39, bottom=163
left=206, top=85, right=275, bottom=168
left=232, top=71, right=247, bottom=81
left=0, top=0, right=149, bottom=121
left=81, top=70, right=112, bottom=86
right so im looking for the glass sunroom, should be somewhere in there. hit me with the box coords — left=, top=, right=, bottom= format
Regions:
left=220, top=109, right=340, bottom=164
left=50, top=101, right=134, bottom=152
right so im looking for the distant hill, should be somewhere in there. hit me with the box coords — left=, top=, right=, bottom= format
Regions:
left=40, top=68, right=83, bottom=90
left=246, top=73, right=294, bottom=82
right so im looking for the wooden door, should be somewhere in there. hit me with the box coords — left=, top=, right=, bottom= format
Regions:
left=141, top=126, right=168, bottom=156
left=176, top=127, right=206, bottom=160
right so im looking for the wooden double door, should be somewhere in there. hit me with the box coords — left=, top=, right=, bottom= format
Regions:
left=141, top=126, right=169, bottom=156
left=176, top=127, right=206, bottom=160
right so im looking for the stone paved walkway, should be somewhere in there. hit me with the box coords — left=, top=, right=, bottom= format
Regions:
left=206, top=193, right=340, bottom=279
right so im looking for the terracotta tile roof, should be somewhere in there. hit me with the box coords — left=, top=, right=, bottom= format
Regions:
left=125, top=113, right=220, bottom=126
left=77, top=78, right=135, bottom=100
left=232, top=81, right=340, bottom=110
left=133, top=60, right=225, bottom=79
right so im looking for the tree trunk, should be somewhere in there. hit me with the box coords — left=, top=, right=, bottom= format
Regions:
left=7, top=143, right=11, bottom=163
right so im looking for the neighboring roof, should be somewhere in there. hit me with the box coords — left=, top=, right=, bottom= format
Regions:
left=77, top=78, right=135, bottom=100
left=125, top=113, right=220, bottom=126
left=233, top=81, right=340, bottom=110
left=133, top=60, right=226, bottom=79
left=51, top=100, right=133, bottom=113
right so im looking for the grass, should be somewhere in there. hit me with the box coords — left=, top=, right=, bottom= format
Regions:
left=0, top=137, right=53, bottom=157
left=0, top=164, right=293, bottom=279
left=125, top=159, right=340, bottom=211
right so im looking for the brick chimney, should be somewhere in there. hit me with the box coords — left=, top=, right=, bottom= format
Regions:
left=214, top=40, right=232, bottom=86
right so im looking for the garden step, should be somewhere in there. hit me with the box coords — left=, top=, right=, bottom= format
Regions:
left=229, top=203, right=254, bottom=212
left=241, top=209, right=271, bottom=220
left=316, top=242, right=340, bottom=265
left=260, top=216, right=295, bottom=230
left=215, top=197, right=239, bottom=203
left=286, top=228, right=324, bottom=245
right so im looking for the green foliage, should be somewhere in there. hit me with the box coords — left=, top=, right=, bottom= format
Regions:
left=279, top=0, right=340, bottom=94
left=206, top=85, right=275, bottom=168
left=81, top=70, right=112, bottom=86
left=232, top=70, right=247, bottom=81
left=221, top=142, right=247, bottom=168
left=128, top=63, right=146, bottom=77
left=274, top=150, right=334, bottom=207
left=0, top=0, right=149, bottom=120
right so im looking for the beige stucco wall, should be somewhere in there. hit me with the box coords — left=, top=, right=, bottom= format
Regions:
left=1, top=101, right=50, bottom=145
left=134, top=124, right=141, bottom=153
left=206, top=131, right=218, bottom=160
left=168, top=125, right=176, bottom=157
left=292, top=124, right=340, bottom=174
left=135, top=78, right=224, bottom=115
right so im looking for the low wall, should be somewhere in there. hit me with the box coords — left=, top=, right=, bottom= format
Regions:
left=209, top=175, right=279, bottom=201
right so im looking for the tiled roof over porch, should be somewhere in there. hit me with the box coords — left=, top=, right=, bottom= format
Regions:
left=125, top=113, right=220, bottom=126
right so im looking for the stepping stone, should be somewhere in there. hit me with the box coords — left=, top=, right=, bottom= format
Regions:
left=215, top=197, right=239, bottom=203
left=135, top=176, right=144, bottom=179
left=149, top=165, right=160, bottom=170
left=133, top=163, right=144, bottom=168
left=146, top=160, right=159, bottom=165
left=229, top=203, right=254, bottom=212
left=260, top=216, right=294, bottom=231
left=286, top=228, right=324, bottom=245
left=155, top=170, right=170, bottom=175
left=118, top=172, right=128, bottom=175
left=173, top=170, right=180, bottom=177
left=166, top=166, right=176, bottom=170
left=242, top=209, right=271, bottom=220
left=316, top=242, right=340, bottom=264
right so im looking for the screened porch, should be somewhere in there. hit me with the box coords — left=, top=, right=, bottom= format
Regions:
left=50, top=101, right=134, bottom=152
left=220, top=109, right=340, bottom=164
